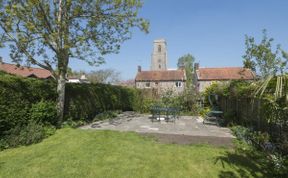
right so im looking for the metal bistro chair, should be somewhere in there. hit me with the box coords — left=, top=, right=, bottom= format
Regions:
left=150, top=105, right=161, bottom=122
left=165, top=107, right=180, bottom=123
left=203, top=94, right=223, bottom=126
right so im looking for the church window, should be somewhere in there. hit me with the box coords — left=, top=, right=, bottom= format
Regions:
left=158, top=45, right=161, bottom=52
left=158, top=59, right=161, bottom=63
left=159, top=64, right=161, bottom=69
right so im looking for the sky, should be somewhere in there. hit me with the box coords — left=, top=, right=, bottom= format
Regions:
left=1, top=0, right=288, bottom=80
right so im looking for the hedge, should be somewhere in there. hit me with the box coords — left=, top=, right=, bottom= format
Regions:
left=0, top=72, right=57, bottom=137
left=64, top=83, right=140, bottom=121
left=0, top=72, right=144, bottom=137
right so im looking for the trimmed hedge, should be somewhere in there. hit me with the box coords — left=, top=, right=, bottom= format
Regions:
left=0, top=72, right=143, bottom=139
left=64, top=83, right=140, bottom=121
left=0, top=72, right=57, bottom=137
left=0, top=72, right=155, bottom=150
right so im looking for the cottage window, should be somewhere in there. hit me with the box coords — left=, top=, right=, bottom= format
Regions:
left=175, top=81, right=182, bottom=87
left=145, top=82, right=150, bottom=88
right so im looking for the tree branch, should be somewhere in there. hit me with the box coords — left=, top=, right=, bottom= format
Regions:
left=0, top=22, right=56, bottom=78
left=37, top=1, right=55, bottom=34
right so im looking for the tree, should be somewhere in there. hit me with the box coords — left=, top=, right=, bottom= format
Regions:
left=177, top=53, right=195, bottom=88
left=243, top=30, right=288, bottom=102
left=243, top=58, right=256, bottom=72
left=177, top=54, right=199, bottom=112
left=243, top=29, right=285, bottom=78
left=0, top=0, right=149, bottom=125
left=86, top=69, right=121, bottom=84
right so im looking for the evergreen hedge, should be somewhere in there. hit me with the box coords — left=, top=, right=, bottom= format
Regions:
left=0, top=72, right=143, bottom=149
left=65, top=83, right=139, bottom=121
left=0, top=72, right=57, bottom=137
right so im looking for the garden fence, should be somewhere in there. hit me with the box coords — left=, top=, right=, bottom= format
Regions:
left=218, top=96, right=288, bottom=153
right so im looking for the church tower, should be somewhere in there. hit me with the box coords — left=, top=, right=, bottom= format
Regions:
left=151, top=39, right=168, bottom=71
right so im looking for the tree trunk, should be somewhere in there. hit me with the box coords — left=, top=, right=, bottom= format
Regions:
left=56, top=71, right=66, bottom=127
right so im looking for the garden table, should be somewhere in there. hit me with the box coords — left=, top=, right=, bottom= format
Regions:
left=150, top=106, right=180, bottom=122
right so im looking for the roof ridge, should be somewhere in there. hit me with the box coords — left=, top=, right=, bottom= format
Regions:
left=199, top=67, right=246, bottom=69
left=0, top=62, right=52, bottom=79
left=138, top=70, right=183, bottom=72
left=2, top=62, right=48, bottom=71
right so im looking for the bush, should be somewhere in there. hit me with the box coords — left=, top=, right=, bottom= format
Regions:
left=0, top=120, right=55, bottom=150
left=64, top=83, right=142, bottom=121
left=0, top=72, right=145, bottom=149
left=30, top=100, right=58, bottom=125
left=232, top=125, right=288, bottom=177
left=93, top=110, right=121, bottom=121
left=199, top=107, right=210, bottom=117
left=0, top=73, right=56, bottom=138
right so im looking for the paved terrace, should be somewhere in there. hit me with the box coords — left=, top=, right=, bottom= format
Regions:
left=81, top=112, right=235, bottom=147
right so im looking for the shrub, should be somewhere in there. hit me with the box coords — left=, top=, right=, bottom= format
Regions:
left=1, top=120, right=51, bottom=149
left=199, top=107, right=210, bottom=117
left=64, top=83, right=141, bottom=121
left=30, top=100, right=58, bottom=125
left=0, top=73, right=145, bottom=149
left=61, top=119, right=87, bottom=128
left=93, top=110, right=120, bottom=121
left=232, top=125, right=288, bottom=177
left=0, top=73, right=56, bottom=138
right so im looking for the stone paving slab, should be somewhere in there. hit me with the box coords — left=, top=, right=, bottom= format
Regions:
left=140, top=133, right=234, bottom=147
left=80, top=112, right=235, bottom=139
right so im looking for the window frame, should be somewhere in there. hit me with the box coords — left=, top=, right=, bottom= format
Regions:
left=175, top=81, right=182, bottom=88
left=145, top=82, right=151, bottom=88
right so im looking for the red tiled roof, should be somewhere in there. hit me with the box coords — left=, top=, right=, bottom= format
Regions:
left=196, top=67, right=256, bottom=81
left=135, top=70, right=186, bottom=81
left=0, top=62, right=53, bottom=79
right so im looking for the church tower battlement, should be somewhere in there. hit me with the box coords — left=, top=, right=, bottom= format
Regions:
left=151, top=39, right=168, bottom=71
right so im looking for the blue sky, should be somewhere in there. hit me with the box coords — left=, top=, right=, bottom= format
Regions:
left=2, top=0, right=288, bottom=80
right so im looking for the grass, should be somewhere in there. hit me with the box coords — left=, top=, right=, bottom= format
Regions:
left=0, top=128, right=265, bottom=178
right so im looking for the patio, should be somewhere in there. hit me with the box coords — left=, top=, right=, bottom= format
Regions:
left=81, top=112, right=235, bottom=147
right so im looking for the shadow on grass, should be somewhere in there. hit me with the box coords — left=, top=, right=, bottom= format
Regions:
left=0, top=162, right=4, bottom=169
left=214, top=147, right=271, bottom=178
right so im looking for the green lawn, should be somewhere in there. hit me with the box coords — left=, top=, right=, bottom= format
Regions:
left=0, top=128, right=264, bottom=178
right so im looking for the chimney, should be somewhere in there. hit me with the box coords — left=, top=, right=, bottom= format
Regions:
left=80, top=74, right=87, bottom=80
left=137, top=65, right=141, bottom=72
left=194, top=63, right=199, bottom=71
